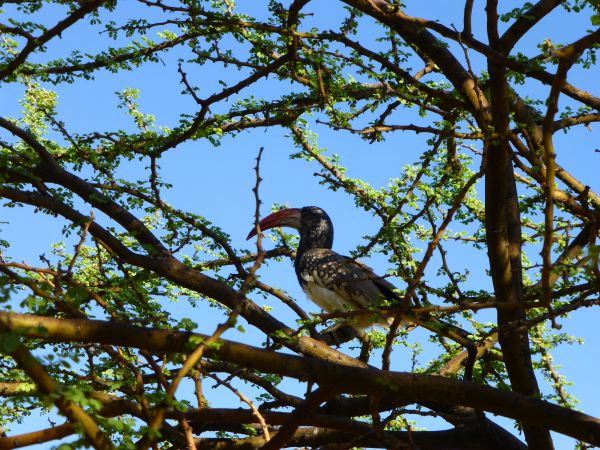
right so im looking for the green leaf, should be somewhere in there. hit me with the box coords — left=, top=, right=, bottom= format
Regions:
left=0, top=331, right=20, bottom=354
left=67, top=286, right=89, bottom=305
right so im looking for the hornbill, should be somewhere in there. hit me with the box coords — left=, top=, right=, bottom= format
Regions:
left=247, top=206, right=478, bottom=375
left=246, top=206, right=406, bottom=328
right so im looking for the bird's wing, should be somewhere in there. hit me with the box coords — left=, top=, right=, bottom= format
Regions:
left=349, top=258, right=403, bottom=303
left=298, top=249, right=401, bottom=313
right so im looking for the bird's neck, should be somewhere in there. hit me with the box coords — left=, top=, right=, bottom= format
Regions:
left=295, top=225, right=333, bottom=264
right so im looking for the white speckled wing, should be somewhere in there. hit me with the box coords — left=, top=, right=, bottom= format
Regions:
left=298, top=248, right=400, bottom=327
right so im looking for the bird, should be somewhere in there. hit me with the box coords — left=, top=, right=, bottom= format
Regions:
left=246, top=206, right=405, bottom=328
left=247, top=207, right=476, bottom=378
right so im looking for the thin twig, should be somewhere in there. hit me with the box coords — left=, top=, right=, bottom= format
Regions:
left=67, top=211, right=94, bottom=276
left=208, top=374, right=271, bottom=441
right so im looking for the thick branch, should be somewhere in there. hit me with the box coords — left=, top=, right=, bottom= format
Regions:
left=486, top=1, right=552, bottom=446
left=1, top=312, right=600, bottom=445
left=500, top=0, right=563, bottom=51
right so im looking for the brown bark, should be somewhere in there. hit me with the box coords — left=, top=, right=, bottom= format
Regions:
left=485, top=1, right=552, bottom=447
left=1, top=312, right=599, bottom=445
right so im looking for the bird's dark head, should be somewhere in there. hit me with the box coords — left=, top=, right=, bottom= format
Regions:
left=246, top=206, right=333, bottom=249
left=298, top=206, right=333, bottom=248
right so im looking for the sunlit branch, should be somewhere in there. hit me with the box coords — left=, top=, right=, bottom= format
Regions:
left=1, top=312, right=600, bottom=445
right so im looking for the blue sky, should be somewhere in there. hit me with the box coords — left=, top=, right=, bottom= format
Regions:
left=1, top=1, right=599, bottom=448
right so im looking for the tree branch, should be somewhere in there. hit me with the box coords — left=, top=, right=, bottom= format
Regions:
left=1, top=312, right=599, bottom=445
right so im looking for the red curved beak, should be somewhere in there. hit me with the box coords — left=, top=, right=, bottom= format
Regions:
left=246, top=208, right=301, bottom=240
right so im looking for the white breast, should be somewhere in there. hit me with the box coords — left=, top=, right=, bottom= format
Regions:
left=303, top=282, right=352, bottom=313
left=303, top=280, right=395, bottom=329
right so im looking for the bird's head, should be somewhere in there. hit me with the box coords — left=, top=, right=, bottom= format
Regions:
left=246, top=206, right=333, bottom=249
